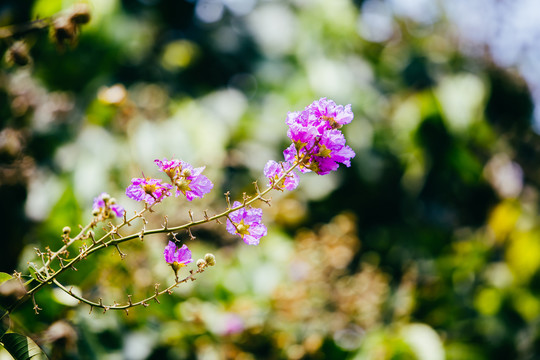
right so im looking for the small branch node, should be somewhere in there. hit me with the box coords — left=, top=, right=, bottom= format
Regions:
left=224, top=191, right=231, bottom=208
left=162, top=215, right=169, bottom=230
left=32, top=294, right=41, bottom=314
left=115, top=244, right=126, bottom=259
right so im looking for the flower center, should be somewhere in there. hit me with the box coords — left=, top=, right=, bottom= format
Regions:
left=171, top=260, right=186, bottom=273
left=236, top=220, right=251, bottom=236
left=317, top=145, right=332, bottom=158
left=142, top=183, right=157, bottom=195
left=321, top=115, right=341, bottom=129
left=175, top=178, right=192, bottom=193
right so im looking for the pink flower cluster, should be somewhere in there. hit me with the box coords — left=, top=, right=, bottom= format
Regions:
left=154, top=159, right=214, bottom=201
left=125, top=158, right=213, bottom=206
left=262, top=98, right=355, bottom=195
left=283, top=98, right=355, bottom=176
left=233, top=98, right=355, bottom=246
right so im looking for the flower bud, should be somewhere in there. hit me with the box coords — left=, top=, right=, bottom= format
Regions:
left=109, top=197, right=116, bottom=205
left=204, top=253, right=216, bottom=266
left=92, top=209, right=100, bottom=217
left=62, top=226, right=71, bottom=235
left=181, top=168, right=192, bottom=178
left=196, top=259, right=206, bottom=268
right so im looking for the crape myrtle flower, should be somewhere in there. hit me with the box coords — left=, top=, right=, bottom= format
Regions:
left=263, top=160, right=299, bottom=190
left=164, top=240, right=193, bottom=279
left=155, top=158, right=213, bottom=201
left=125, top=177, right=173, bottom=205
left=226, top=201, right=267, bottom=245
left=308, top=97, right=354, bottom=129
left=284, top=98, right=355, bottom=175
left=92, top=192, right=125, bottom=219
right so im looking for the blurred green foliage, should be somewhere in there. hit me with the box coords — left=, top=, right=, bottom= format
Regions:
left=1, top=0, right=540, bottom=359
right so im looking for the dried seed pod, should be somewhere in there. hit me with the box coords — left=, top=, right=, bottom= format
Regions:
left=5, top=41, right=31, bottom=66
left=69, top=3, right=91, bottom=25
left=51, top=16, right=77, bottom=48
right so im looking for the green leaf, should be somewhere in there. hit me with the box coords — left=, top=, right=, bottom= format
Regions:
left=0, top=313, right=8, bottom=338
left=0, top=273, right=12, bottom=286
left=0, top=333, right=49, bottom=360
left=27, top=264, right=41, bottom=282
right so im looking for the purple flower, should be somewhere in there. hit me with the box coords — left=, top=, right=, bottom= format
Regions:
left=284, top=98, right=355, bottom=175
left=263, top=160, right=299, bottom=190
left=125, top=177, right=173, bottom=205
left=226, top=201, right=267, bottom=245
left=309, top=129, right=355, bottom=175
left=307, top=97, right=354, bottom=128
left=154, top=158, right=181, bottom=181
left=155, top=158, right=213, bottom=201
left=163, top=240, right=193, bottom=266
left=92, top=192, right=125, bottom=219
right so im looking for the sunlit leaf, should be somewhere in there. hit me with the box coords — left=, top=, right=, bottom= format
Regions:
left=27, top=264, right=40, bottom=282
left=0, top=333, right=49, bottom=360
left=31, top=0, right=63, bottom=18
left=0, top=273, right=12, bottom=286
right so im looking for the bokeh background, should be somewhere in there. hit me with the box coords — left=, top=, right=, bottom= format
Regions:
left=2, top=0, right=540, bottom=359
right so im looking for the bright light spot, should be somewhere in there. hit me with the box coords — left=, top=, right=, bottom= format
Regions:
left=247, top=4, right=298, bottom=57
left=195, top=0, right=224, bottom=23
left=401, top=323, right=445, bottom=360
left=161, top=40, right=198, bottom=71
left=223, top=0, right=255, bottom=16
left=390, top=0, right=440, bottom=25
left=436, top=73, right=485, bottom=132
left=358, top=0, right=395, bottom=43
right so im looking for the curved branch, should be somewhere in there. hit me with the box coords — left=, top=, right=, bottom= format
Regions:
left=52, top=266, right=207, bottom=312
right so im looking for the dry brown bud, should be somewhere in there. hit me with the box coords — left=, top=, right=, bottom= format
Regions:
left=69, top=3, right=91, bottom=25
left=5, top=41, right=31, bottom=66
left=51, top=16, right=77, bottom=48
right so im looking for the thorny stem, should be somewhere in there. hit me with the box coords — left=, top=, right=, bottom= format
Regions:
left=5, top=157, right=303, bottom=316
left=51, top=266, right=206, bottom=312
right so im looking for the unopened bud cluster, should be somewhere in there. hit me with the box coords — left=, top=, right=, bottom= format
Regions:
left=196, top=254, right=216, bottom=269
